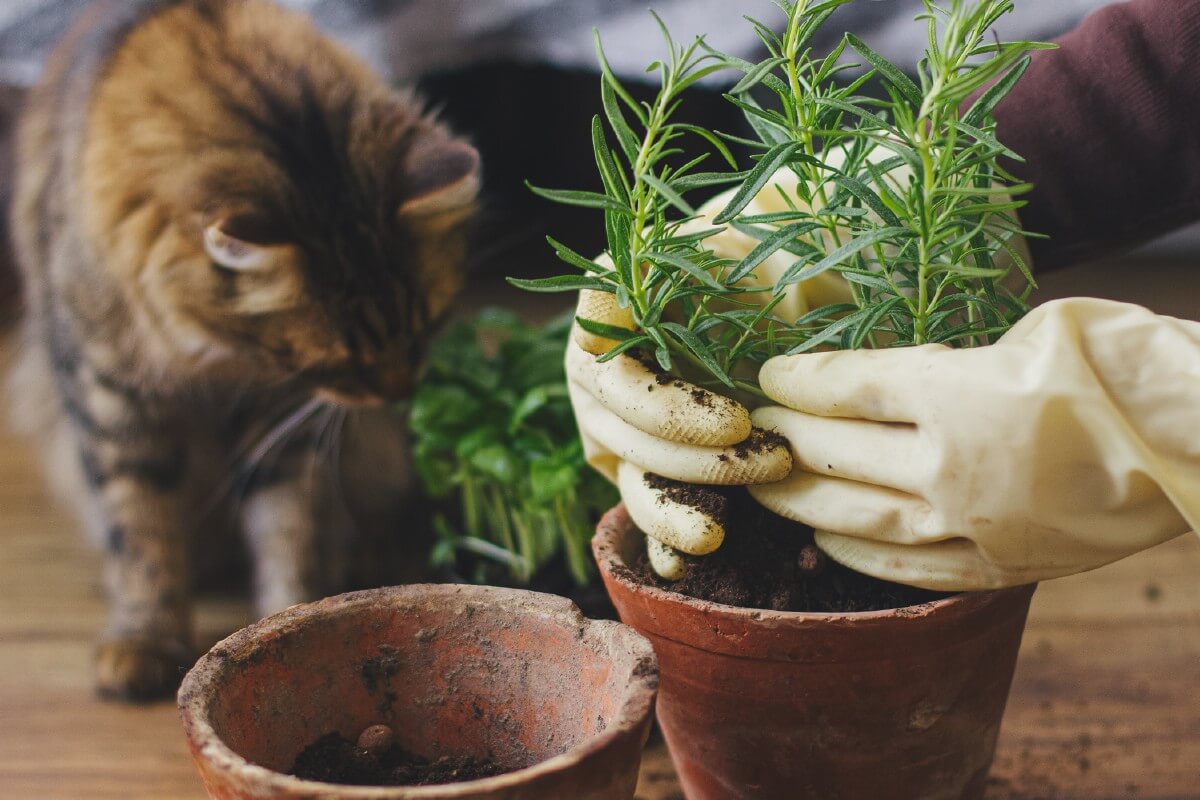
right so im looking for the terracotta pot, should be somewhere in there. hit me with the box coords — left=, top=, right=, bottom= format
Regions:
left=594, top=505, right=1036, bottom=800
left=178, top=584, right=658, bottom=800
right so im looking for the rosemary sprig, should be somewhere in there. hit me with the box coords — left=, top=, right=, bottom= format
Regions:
left=509, top=0, right=1054, bottom=396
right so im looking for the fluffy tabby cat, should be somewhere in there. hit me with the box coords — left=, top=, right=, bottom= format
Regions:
left=7, top=0, right=479, bottom=701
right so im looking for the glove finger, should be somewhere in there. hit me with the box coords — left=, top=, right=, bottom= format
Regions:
left=748, top=471, right=934, bottom=544
left=619, top=460, right=725, bottom=556
left=578, top=430, right=619, bottom=485
left=759, top=347, right=948, bottom=422
left=814, top=530, right=1013, bottom=592
left=567, top=341, right=752, bottom=447
left=646, top=536, right=688, bottom=580
left=752, top=406, right=927, bottom=495
left=573, top=289, right=635, bottom=355
left=572, top=381, right=792, bottom=485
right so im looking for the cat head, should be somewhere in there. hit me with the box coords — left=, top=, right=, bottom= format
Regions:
left=189, top=122, right=480, bottom=405
left=83, top=2, right=480, bottom=405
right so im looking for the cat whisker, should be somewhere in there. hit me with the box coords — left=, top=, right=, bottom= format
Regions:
left=194, top=395, right=324, bottom=523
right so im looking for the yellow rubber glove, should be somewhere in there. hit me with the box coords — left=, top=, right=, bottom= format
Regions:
left=750, top=298, right=1200, bottom=591
left=566, top=169, right=852, bottom=578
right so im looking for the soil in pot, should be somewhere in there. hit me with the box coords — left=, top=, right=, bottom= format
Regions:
left=290, top=730, right=506, bottom=786
left=631, top=475, right=948, bottom=612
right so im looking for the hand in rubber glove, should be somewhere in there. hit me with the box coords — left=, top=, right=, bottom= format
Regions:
left=567, top=169, right=851, bottom=578
left=750, top=298, right=1200, bottom=591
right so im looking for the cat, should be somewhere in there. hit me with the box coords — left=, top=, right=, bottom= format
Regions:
left=6, top=0, right=479, bottom=701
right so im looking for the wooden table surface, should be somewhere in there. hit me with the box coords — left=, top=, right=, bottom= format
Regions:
left=3, top=256, right=1200, bottom=800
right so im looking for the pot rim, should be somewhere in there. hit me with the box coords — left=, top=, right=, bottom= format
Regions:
left=595, top=503, right=1034, bottom=626
left=178, top=584, right=658, bottom=799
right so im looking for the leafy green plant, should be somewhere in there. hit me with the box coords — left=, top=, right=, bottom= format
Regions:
left=510, top=0, right=1053, bottom=396
left=409, top=309, right=617, bottom=587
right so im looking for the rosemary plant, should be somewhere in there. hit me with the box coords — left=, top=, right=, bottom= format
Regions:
left=510, top=0, right=1053, bottom=397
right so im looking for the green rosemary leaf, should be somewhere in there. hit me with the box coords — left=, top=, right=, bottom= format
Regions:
left=813, top=36, right=849, bottom=83
left=833, top=174, right=903, bottom=227
left=649, top=226, right=726, bottom=248
left=593, top=31, right=646, bottom=125
left=640, top=174, right=696, bottom=216
left=601, top=78, right=640, bottom=163
left=527, top=183, right=631, bottom=213
left=507, top=275, right=614, bottom=293
left=994, top=234, right=1037, bottom=289
left=929, top=262, right=1007, bottom=279
left=731, top=55, right=788, bottom=94
left=595, top=336, right=652, bottom=363
left=790, top=303, right=860, bottom=327
left=575, top=316, right=638, bottom=341
left=838, top=268, right=896, bottom=293
left=675, top=62, right=737, bottom=95
left=939, top=47, right=1033, bottom=106
left=781, top=227, right=908, bottom=285
left=740, top=16, right=784, bottom=59
left=639, top=251, right=723, bottom=289
left=733, top=219, right=823, bottom=252
left=711, top=48, right=790, bottom=94
left=724, top=94, right=792, bottom=143
left=662, top=323, right=736, bottom=388
left=845, top=33, right=921, bottom=106
left=736, top=211, right=811, bottom=225
left=645, top=327, right=673, bottom=371
left=786, top=307, right=874, bottom=355
left=962, top=58, right=1026, bottom=128
left=850, top=297, right=905, bottom=348
left=932, top=324, right=1014, bottom=346
left=863, top=134, right=922, bottom=173
left=729, top=221, right=824, bottom=282
left=546, top=236, right=611, bottom=274
left=714, top=141, right=812, bottom=224
left=671, top=170, right=749, bottom=191
left=715, top=129, right=775, bottom=151
left=951, top=121, right=1020, bottom=162
left=675, top=124, right=739, bottom=170
left=591, top=117, right=629, bottom=203
left=812, top=96, right=891, bottom=131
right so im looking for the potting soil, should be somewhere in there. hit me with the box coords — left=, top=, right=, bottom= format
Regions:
left=290, top=732, right=505, bottom=786
left=632, top=479, right=950, bottom=612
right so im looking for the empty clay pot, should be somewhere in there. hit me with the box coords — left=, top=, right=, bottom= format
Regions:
left=594, top=505, right=1036, bottom=800
left=178, top=584, right=658, bottom=800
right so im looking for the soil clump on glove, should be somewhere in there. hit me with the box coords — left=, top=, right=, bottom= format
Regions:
left=632, top=481, right=949, bottom=612
left=290, top=730, right=506, bottom=786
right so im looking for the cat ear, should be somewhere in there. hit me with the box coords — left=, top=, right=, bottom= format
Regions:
left=398, top=138, right=481, bottom=220
left=203, top=214, right=289, bottom=271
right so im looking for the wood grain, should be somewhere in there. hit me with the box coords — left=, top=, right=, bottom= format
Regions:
left=2, top=284, right=1198, bottom=799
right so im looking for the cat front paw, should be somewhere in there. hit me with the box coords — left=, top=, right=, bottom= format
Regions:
left=95, top=637, right=195, bottom=702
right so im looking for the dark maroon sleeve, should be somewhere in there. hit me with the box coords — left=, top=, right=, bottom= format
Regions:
left=994, top=0, right=1200, bottom=270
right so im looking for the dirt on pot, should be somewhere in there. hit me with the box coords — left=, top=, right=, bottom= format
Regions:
left=632, top=479, right=948, bottom=612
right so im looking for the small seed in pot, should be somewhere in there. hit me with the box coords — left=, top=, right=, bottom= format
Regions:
left=357, top=724, right=395, bottom=757
left=797, top=545, right=828, bottom=577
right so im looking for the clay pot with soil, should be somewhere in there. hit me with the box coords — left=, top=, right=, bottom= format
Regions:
left=594, top=504, right=1036, bottom=800
left=178, top=584, right=658, bottom=800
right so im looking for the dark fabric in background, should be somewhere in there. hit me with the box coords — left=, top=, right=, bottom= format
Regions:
left=997, top=0, right=1200, bottom=269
